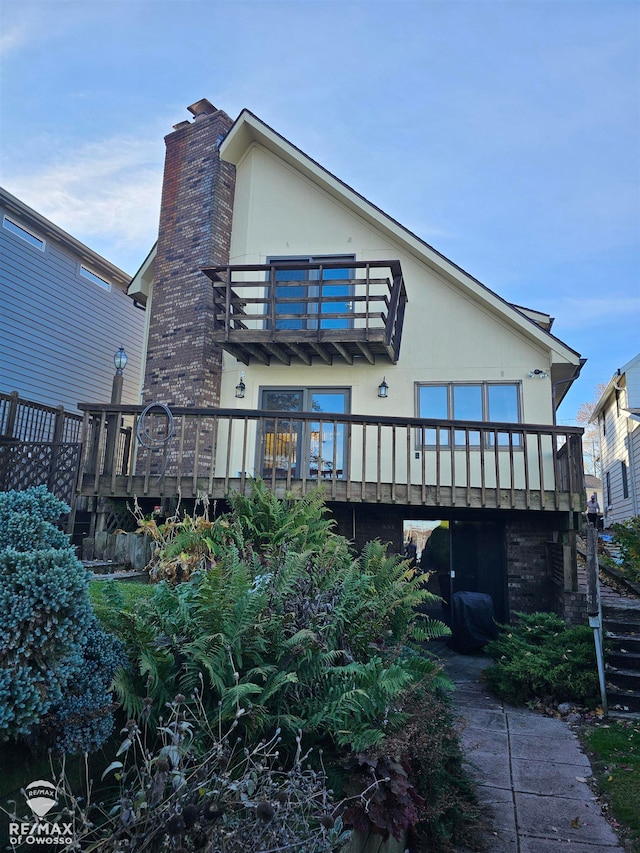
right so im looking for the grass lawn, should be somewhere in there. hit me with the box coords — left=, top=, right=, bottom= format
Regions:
left=89, top=579, right=153, bottom=629
left=89, top=578, right=152, bottom=605
left=582, top=720, right=640, bottom=852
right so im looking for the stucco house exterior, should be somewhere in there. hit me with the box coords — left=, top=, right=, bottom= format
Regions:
left=591, top=353, right=640, bottom=526
left=79, top=100, right=586, bottom=622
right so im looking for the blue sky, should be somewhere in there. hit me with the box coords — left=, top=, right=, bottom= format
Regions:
left=1, top=0, right=638, bottom=423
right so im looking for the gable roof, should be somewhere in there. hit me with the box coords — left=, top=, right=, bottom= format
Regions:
left=129, top=106, right=583, bottom=403
left=221, top=111, right=581, bottom=365
left=591, top=352, right=640, bottom=420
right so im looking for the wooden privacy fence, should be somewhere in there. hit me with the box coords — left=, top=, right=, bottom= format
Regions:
left=0, top=392, right=84, bottom=510
left=77, top=404, right=585, bottom=512
left=0, top=441, right=82, bottom=509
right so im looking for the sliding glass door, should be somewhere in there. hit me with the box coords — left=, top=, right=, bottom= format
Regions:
left=260, top=388, right=349, bottom=479
left=269, top=256, right=354, bottom=331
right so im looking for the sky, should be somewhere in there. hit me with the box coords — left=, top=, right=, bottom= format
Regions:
left=1, top=0, right=638, bottom=424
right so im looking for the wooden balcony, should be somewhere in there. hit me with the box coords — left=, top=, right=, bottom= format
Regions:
left=76, top=404, right=585, bottom=514
left=202, top=260, right=407, bottom=365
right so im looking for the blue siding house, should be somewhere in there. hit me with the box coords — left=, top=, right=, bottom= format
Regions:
left=0, top=187, right=145, bottom=413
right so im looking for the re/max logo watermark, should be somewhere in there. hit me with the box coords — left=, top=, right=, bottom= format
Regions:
left=7, top=780, right=74, bottom=847
left=8, top=822, right=74, bottom=846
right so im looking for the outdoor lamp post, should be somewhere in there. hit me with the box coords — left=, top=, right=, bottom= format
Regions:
left=114, top=346, right=128, bottom=374
left=111, top=346, right=128, bottom=404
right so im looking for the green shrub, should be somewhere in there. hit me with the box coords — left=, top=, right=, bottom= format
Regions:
left=103, top=483, right=450, bottom=755
left=89, top=483, right=479, bottom=847
left=0, top=487, right=124, bottom=752
left=611, top=516, right=640, bottom=582
left=483, top=612, right=599, bottom=706
left=0, top=484, right=69, bottom=551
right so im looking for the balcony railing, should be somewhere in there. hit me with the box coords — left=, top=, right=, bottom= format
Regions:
left=202, top=260, right=407, bottom=365
left=77, top=404, right=585, bottom=513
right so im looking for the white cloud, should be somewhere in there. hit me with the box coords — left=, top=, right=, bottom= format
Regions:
left=2, top=134, right=164, bottom=272
left=0, top=24, right=29, bottom=56
left=554, top=297, right=640, bottom=331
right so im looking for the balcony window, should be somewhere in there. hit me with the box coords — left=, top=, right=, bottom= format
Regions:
left=205, top=258, right=407, bottom=365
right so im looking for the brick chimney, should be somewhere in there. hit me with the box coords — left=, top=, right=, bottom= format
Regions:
left=142, top=99, right=236, bottom=408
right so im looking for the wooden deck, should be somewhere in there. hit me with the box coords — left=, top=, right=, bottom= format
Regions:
left=76, top=404, right=585, bottom=513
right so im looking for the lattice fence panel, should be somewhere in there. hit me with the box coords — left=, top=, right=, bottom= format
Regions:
left=0, top=442, right=82, bottom=508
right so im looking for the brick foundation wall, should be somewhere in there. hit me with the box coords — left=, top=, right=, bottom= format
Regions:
left=330, top=503, right=405, bottom=554
left=142, top=102, right=236, bottom=408
left=505, top=517, right=554, bottom=614
left=561, top=590, right=588, bottom=626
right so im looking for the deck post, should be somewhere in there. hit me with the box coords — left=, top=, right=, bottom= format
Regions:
left=2, top=391, right=19, bottom=439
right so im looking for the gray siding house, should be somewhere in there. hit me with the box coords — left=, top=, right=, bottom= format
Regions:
left=0, top=187, right=145, bottom=413
left=592, top=353, right=640, bottom=525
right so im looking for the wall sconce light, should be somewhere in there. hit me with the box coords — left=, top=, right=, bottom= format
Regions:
left=378, top=377, right=389, bottom=398
left=235, top=371, right=246, bottom=399
left=528, top=369, right=549, bottom=379
left=114, top=345, right=128, bottom=375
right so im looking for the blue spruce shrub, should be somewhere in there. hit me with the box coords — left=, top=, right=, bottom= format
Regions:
left=0, top=487, right=125, bottom=752
left=0, top=547, right=94, bottom=738
left=46, top=623, right=128, bottom=755
left=0, top=485, right=70, bottom=551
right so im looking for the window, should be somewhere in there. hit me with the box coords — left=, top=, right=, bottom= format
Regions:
left=260, top=387, right=349, bottom=479
left=3, top=215, right=45, bottom=250
left=622, top=461, right=629, bottom=499
left=268, top=255, right=354, bottom=331
left=80, top=265, right=111, bottom=291
left=606, top=471, right=611, bottom=506
left=416, top=382, right=521, bottom=447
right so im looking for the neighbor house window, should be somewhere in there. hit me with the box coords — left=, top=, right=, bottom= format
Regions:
left=606, top=471, right=611, bottom=506
left=80, top=265, right=111, bottom=291
left=3, top=215, right=45, bottom=250
left=416, top=382, right=521, bottom=447
left=622, top=461, right=629, bottom=499
left=267, top=255, right=354, bottom=331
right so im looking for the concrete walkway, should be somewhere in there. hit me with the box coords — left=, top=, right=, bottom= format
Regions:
left=438, top=647, right=626, bottom=853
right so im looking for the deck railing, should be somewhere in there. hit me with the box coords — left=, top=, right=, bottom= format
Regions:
left=0, top=391, right=83, bottom=443
left=77, top=404, right=585, bottom=512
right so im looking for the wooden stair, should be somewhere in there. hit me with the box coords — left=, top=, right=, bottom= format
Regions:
left=603, top=600, right=640, bottom=713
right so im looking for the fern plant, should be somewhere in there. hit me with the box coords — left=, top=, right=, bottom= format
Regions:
left=104, top=481, right=450, bottom=758
left=227, top=478, right=336, bottom=556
